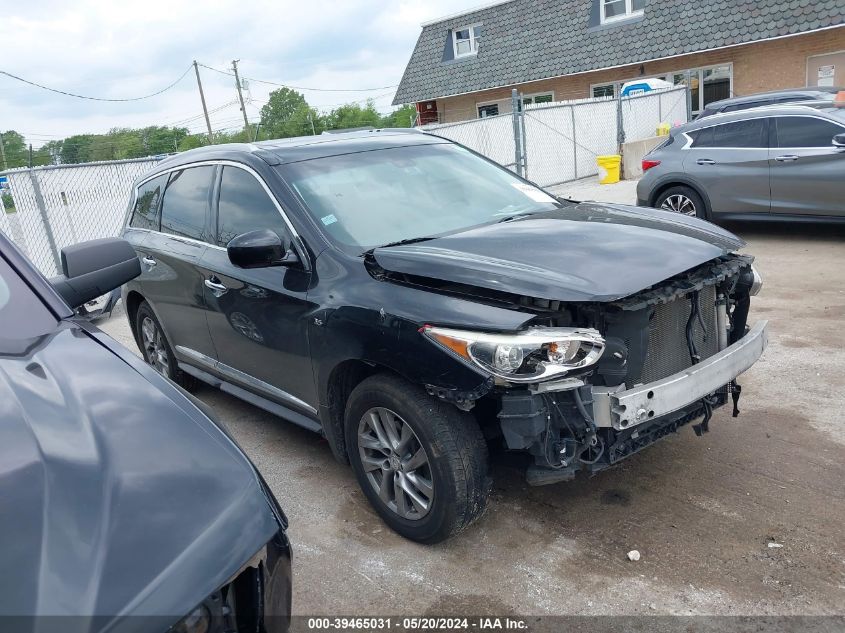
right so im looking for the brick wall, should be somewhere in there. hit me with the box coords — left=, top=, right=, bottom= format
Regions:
left=433, top=27, right=845, bottom=123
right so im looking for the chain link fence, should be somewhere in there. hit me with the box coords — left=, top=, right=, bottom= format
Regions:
left=423, top=87, right=688, bottom=188
left=0, top=157, right=161, bottom=277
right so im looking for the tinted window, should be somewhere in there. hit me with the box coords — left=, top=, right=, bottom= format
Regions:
left=776, top=116, right=845, bottom=148
left=721, top=99, right=768, bottom=113
left=160, top=166, right=214, bottom=241
left=691, top=119, right=766, bottom=148
left=216, top=167, right=287, bottom=247
left=129, top=174, right=167, bottom=230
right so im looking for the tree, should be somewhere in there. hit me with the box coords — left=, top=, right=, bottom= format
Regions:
left=324, top=100, right=381, bottom=131
left=0, top=130, right=28, bottom=168
left=259, top=87, right=310, bottom=138
left=380, top=104, right=418, bottom=128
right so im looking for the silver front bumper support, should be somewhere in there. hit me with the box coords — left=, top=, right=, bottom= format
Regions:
left=593, top=321, right=768, bottom=430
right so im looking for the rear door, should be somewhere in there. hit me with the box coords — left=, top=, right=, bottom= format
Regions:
left=199, top=164, right=318, bottom=416
left=769, top=115, right=845, bottom=216
left=683, top=117, right=771, bottom=215
left=135, top=165, right=218, bottom=360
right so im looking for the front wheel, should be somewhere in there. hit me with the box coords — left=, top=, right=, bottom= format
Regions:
left=655, top=185, right=707, bottom=219
left=345, top=374, right=491, bottom=543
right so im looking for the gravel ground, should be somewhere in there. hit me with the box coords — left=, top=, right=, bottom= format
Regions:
left=99, top=180, right=845, bottom=617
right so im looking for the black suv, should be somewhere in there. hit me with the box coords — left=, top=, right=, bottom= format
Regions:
left=122, top=130, right=768, bottom=543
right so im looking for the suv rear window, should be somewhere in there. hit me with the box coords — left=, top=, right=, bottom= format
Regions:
left=160, top=166, right=215, bottom=242
left=690, top=118, right=766, bottom=148
left=129, top=174, right=167, bottom=230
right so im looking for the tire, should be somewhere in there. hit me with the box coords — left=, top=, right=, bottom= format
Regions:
left=655, top=185, right=707, bottom=219
left=344, top=374, right=491, bottom=543
left=135, top=301, right=197, bottom=391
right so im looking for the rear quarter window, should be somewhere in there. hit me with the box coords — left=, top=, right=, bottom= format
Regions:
left=129, top=174, right=167, bottom=230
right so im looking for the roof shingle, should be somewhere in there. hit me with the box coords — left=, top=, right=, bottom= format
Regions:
left=393, top=0, right=845, bottom=104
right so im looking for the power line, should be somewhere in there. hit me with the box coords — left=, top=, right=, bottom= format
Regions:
left=196, top=62, right=397, bottom=92
left=0, top=65, right=194, bottom=102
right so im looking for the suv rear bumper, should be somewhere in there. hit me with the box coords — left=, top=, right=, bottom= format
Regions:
left=593, top=320, right=768, bottom=430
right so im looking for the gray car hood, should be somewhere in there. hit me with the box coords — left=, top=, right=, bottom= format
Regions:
left=372, top=202, right=745, bottom=303
left=0, top=324, right=278, bottom=624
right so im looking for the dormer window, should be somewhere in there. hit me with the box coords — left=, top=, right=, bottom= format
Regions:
left=600, top=0, right=644, bottom=23
left=453, top=24, right=482, bottom=58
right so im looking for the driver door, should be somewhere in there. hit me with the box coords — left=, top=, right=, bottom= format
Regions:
left=198, top=164, right=318, bottom=416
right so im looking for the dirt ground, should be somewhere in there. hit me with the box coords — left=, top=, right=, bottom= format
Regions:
left=99, top=183, right=845, bottom=616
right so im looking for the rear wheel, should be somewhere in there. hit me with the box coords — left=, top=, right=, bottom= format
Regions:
left=345, top=374, right=490, bottom=543
left=655, top=185, right=707, bottom=219
left=135, top=301, right=197, bottom=390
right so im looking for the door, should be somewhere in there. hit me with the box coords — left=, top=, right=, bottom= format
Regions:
left=200, top=165, right=318, bottom=415
left=683, top=117, right=771, bottom=215
left=135, top=165, right=218, bottom=360
left=769, top=115, right=845, bottom=216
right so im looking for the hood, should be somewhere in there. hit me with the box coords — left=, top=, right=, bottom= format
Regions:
left=372, top=202, right=745, bottom=303
left=0, top=324, right=279, bottom=622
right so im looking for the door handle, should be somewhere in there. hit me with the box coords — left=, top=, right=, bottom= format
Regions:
left=142, top=256, right=156, bottom=268
left=775, top=155, right=799, bottom=162
left=204, top=278, right=229, bottom=297
left=696, top=158, right=716, bottom=165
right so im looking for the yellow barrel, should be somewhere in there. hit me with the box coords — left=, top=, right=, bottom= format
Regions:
left=597, top=154, right=621, bottom=185
left=656, top=122, right=671, bottom=136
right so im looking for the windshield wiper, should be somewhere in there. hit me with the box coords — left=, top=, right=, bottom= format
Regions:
left=365, top=235, right=439, bottom=255
left=496, top=210, right=541, bottom=223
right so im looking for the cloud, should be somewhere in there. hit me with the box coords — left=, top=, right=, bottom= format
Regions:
left=1, top=0, right=482, bottom=146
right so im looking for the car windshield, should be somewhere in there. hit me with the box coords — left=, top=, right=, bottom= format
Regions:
left=281, top=142, right=560, bottom=253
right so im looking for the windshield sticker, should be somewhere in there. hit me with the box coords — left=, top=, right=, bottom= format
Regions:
left=511, top=182, right=556, bottom=203
left=321, top=214, right=338, bottom=226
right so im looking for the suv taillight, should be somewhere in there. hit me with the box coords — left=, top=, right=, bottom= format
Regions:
left=642, top=159, right=661, bottom=172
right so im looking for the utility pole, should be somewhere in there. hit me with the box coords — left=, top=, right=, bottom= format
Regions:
left=193, top=61, right=214, bottom=143
left=231, top=60, right=251, bottom=134
left=28, top=144, right=33, bottom=169
left=307, top=112, right=316, bottom=135
left=0, top=132, right=8, bottom=170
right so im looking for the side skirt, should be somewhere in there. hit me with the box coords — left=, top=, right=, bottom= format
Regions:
left=178, top=362, right=323, bottom=434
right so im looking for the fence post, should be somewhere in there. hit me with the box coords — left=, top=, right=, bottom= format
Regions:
left=570, top=105, right=578, bottom=179
left=519, top=94, right=528, bottom=180
left=511, top=89, right=523, bottom=177
left=616, top=91, right=625, bottom=152
left=28, top=169, right=62, bottom=275
left=685, top=70, right=693, bottom=121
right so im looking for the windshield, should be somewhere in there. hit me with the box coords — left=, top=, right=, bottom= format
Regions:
left=281, top=142, right=560, bottom=253
left=0, top=253, right=58, bottom=338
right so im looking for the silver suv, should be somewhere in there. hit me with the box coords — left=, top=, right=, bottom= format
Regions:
left=636, top=103, right=845, bottom=221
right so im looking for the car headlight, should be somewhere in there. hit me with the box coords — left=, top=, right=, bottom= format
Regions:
left=750, top=265, right=763, bottom=296
left=170, top=603, right=211, bottom=633
left=420, top=325, right=605, bottom=383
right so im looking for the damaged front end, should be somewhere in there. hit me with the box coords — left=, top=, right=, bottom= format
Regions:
left=422, top=254, right=768, bottom=486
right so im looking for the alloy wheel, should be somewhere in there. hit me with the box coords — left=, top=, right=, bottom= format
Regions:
left=357, top=407, right=434, bottom=520
left=141, top=316, right=170, bottom=378
left=661, top=194, right=697, bottom=216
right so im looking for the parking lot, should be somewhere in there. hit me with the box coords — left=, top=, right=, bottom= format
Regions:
left=100, top=181, right=845, bottom=616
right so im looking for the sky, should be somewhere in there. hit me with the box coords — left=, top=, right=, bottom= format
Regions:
left=0, top=0, right=486, bottom=147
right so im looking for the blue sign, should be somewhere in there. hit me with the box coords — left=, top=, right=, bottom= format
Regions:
left=0, top=176, right=7, bottom=190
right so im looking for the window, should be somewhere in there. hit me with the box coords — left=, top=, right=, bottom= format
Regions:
left=775, top=116, right=845, bottom=148
left=0, top=253, right=57, bottom=338
left=673, top=65, right=733, bottom=116
left=216, top=167, right=287, bottom=248
left=130, top=174, right=167, bottom=230
left=522, top=92, right=554, bottom=107
left=600, top=0, right=644, bottom=23
left=453, top=24, right=482, bottom=58
left=690, top=119, right=767, bottom=149
left=160, top=166, right=215, bottom=242
left=592, top=84, right=616, bottom=98
left=477, top=103, right=500, bottom=118
left=282, top=143, right=558, bottom=255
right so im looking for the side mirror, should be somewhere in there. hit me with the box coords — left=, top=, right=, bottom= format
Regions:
left=227, top=229, right=299, bottom=269
left=49, top=238, right=141, bottom=309
left=833, top=133, right=845, bottom=148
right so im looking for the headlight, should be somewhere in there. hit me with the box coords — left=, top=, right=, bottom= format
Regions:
left=420, top=325, right=605, bottom=383
left=750, top=265, right=763, bottom=296
left=170, top=604, right=211, bottom=633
